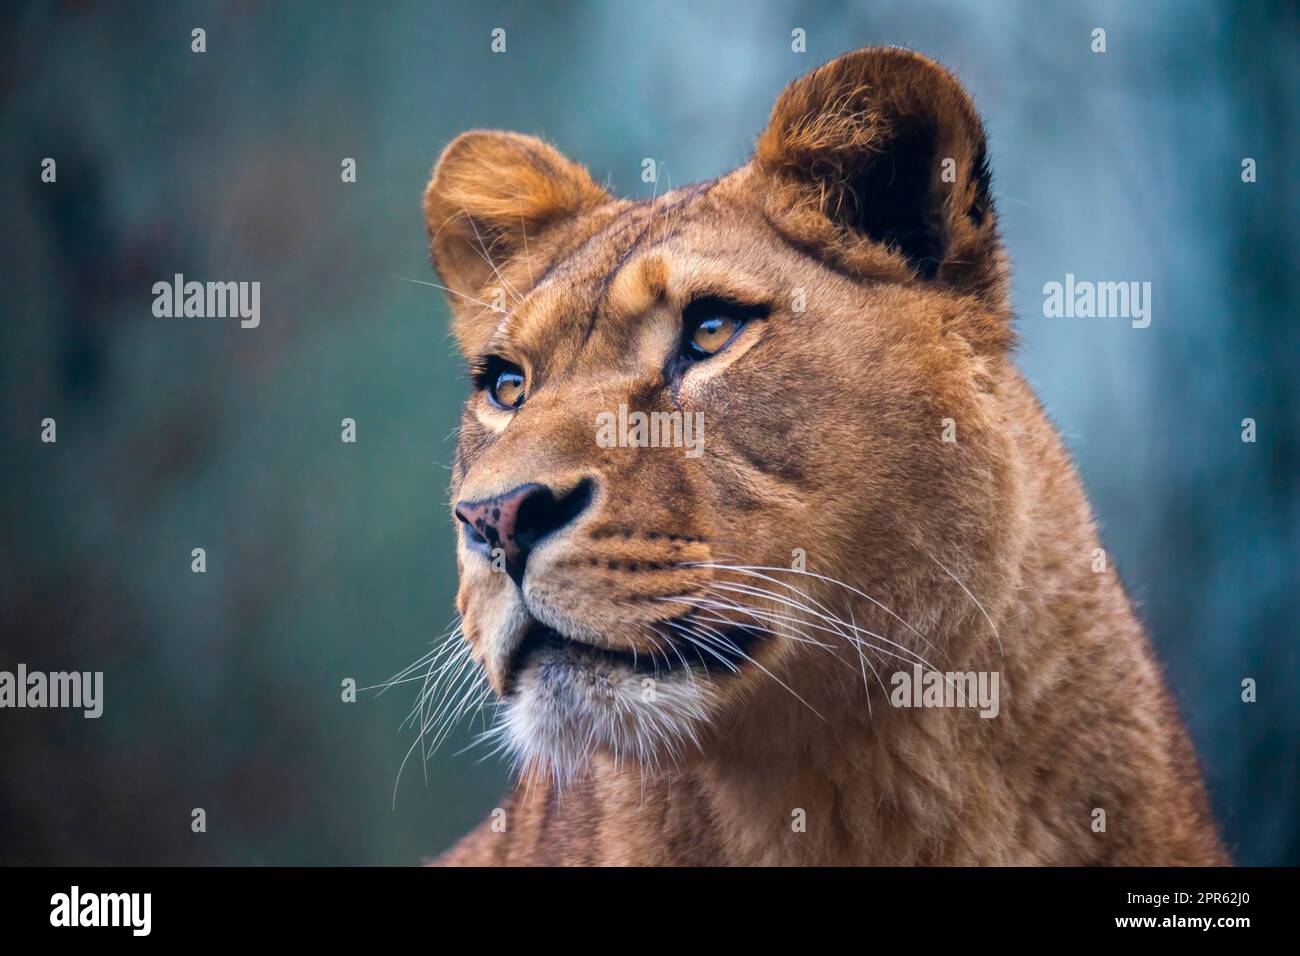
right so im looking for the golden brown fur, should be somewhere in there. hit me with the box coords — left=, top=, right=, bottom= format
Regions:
left=421, top=48, right=1225, bottom=866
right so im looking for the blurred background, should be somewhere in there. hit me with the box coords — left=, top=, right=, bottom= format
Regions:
left=0, top=0, right=1295, bottom=865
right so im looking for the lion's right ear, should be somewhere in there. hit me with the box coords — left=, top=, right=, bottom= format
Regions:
left=424, top=131, right=608, bottom=308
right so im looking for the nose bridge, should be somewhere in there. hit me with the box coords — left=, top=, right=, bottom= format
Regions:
left=462, top=373, right=631, bottom=500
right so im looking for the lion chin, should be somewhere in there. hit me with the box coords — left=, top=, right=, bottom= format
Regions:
left=409, top=46, right=1227, bottom=866
left=490, top=620, right=719, bottom=787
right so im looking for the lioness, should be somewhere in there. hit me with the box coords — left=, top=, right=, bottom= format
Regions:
left=418, top=47, right=1225, bottom=865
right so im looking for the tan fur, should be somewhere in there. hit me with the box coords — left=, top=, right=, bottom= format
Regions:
left=422, top=48, right=1225, bottom=866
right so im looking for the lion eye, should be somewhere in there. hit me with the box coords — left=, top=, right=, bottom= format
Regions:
left=681, top=298, right=762, bottom=362
left=688, top=315, right=742, bottom=357
left=484, top=361, right=526, bottom=410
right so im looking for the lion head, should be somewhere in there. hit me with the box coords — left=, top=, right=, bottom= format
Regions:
left=421, top=48, right=1016, bottom=785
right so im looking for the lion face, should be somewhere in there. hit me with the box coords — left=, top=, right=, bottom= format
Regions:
left=423, top=49, right=1014, bottom=784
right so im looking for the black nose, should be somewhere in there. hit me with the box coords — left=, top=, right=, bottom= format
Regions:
left=454, top=478, right=594, bottom=585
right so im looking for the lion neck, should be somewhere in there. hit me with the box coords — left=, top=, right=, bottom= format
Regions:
left=510, top=593, right=1026, bottom=866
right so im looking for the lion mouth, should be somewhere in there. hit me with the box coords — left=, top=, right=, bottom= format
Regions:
left=504, top=616, right=763, bottom=692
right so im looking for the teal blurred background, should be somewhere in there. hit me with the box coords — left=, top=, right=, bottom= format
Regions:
left=0, top=1, right=1295, bottom=864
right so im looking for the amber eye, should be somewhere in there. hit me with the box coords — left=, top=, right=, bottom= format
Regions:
left=681, top=298, right=762, bottom=362
left=688, top=315, right=742, bottom=357
left=482, top=360, right=526, bottom=410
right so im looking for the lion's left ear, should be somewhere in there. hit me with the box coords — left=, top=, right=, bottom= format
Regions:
left=424, top=131, right=609, bottom=309
left=755, top=47, right=1002, bottom=300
